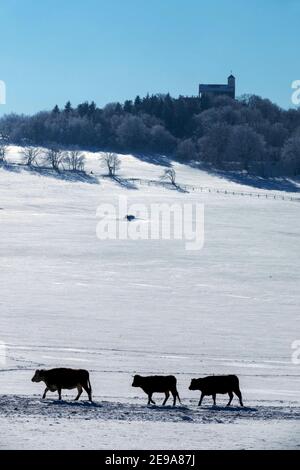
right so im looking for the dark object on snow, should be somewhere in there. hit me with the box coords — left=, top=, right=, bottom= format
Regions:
left=31, top=368, right=92, bottom=401
left=189, top=375, right=243, bottom=407
left=125, top=214, right=135, bottom=221
left=132, top=374, right=181, bottom=406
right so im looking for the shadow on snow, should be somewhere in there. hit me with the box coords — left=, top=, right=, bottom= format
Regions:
left=0, top=163, right=99, bottom=185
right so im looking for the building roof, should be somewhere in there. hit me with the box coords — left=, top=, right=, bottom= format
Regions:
left=199, top=84, right=233, bottom=92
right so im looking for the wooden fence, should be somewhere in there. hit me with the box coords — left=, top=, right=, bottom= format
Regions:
left=127, top=178, right=300, bottom=202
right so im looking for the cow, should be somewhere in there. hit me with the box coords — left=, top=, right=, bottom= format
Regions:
left=31, top=368, right=92, bottom=402
left=132, top=374, right=181, bottom=406
left=189, top=375, right=243, bottom=407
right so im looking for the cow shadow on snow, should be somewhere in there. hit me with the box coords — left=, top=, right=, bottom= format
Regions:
left=147, top=404, right=190, bottom=412
left=47, top=399, right=102, bottom=408
left=201, top=405, right=257, bottom=412
left=145, top=404, right=256, bottom=413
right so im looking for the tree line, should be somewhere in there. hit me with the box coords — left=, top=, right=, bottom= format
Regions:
left=0, top=142, right=86, bottom=172
left=1, top=92, right=300, bottom=176
left=0, top=142, right=182, bottom=190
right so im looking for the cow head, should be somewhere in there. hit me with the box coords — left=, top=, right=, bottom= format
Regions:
left=132, top=374, right=142, bottom=387
left=189, top=378, right=202, bottom=390
left=31, top=369, right=45, bottom=382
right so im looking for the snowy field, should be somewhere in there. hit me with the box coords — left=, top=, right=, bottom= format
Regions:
left=0, top=146, right=300, bottom=449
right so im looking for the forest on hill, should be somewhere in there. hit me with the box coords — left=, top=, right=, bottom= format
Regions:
left=1, top=93, right=300, bottom=176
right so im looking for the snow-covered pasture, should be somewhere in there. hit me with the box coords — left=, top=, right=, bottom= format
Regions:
left=0, top=146, right=300, bottom=449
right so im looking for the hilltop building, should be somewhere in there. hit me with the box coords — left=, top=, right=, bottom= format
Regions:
left=199, top=74, right=236, bottom=100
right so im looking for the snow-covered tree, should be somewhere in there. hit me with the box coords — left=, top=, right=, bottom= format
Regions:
left=281, top=136, right=300, bottom=175
left=102, top=152, right=120, bottom=177
left=45, top=146, right=64, bottom=171
left=225, top=125, right=265, bottom=170
left=0, top=132, right=8, bottom=164
left=161, top=168, right=177, bottom=186
left=21, top=146, right=41, bottom=166
left=64, top=149, right=85, bottom=171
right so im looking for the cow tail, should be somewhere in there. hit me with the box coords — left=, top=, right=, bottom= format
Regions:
left=176, top=389, right=182, bottom=404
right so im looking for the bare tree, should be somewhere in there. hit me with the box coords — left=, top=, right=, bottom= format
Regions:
left=161, top=168, right=177, bottom=186
left=21, top=146, right=41, bottom=166
left=45, top=146, right=64, bottom=171
left=64, top=149, right=85, bottom=172
left=102, top=152, right=120, bottom=177
left=0, top=143, right=7, bottom=164
left=0, top=132, right=8, bottom=164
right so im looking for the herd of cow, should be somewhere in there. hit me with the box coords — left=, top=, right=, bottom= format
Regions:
left=31, top=368, right=244, bottom=407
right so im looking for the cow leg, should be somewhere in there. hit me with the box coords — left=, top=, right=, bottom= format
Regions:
left=212, top=394, right=216, bottom=406
left=82, top=383, right=92, bottom=402
left=42, top=387, right=49, bottom=399
left=57, top=388, right=62, bottom=400
left=198, top=393, right=204, bottom=406
left=163, top=391, right=170, bottom=406
left=171, top=389, right=177, bottom=406
left=226, top=391, right=233, bottom=406
left=234, top=388, right=244, bottom=407
left=75, top=385, right=83, bottom=401
left=148, top=393, right=155, bottom=405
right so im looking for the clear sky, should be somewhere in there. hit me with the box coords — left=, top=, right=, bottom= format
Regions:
left=0, top=0, right=299, bottom=115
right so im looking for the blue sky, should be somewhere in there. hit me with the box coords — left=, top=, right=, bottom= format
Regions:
left=0, top=0, right=299, bottom=115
